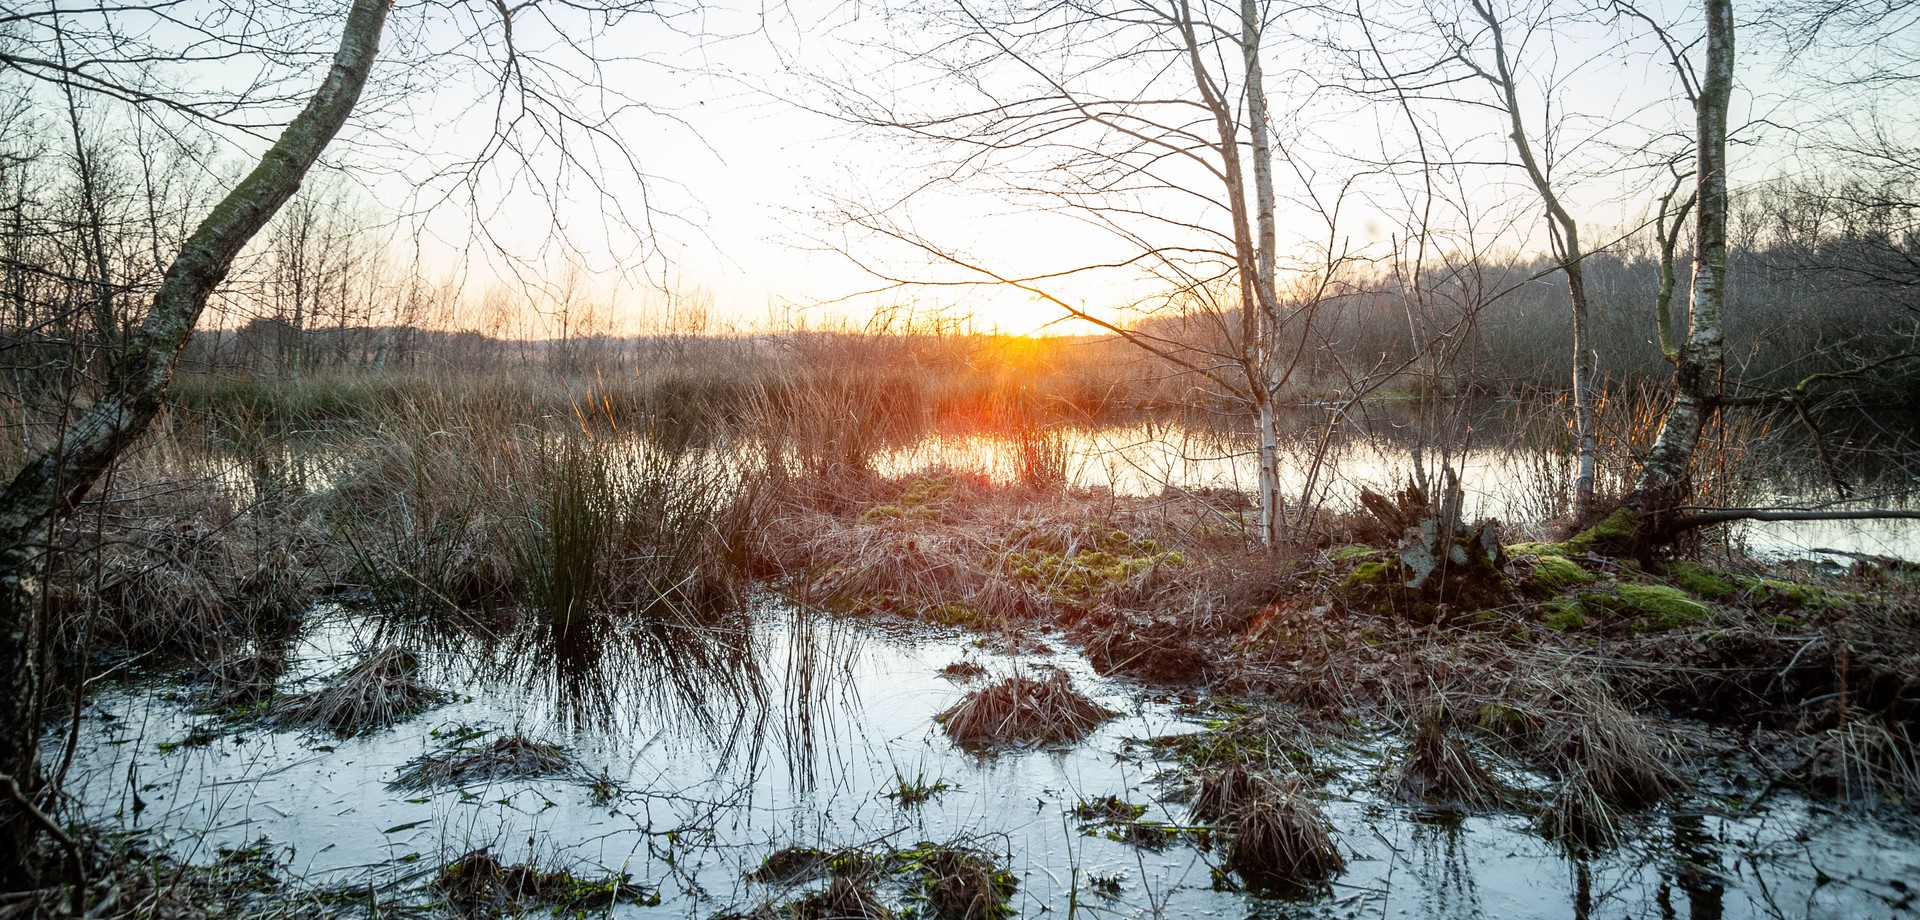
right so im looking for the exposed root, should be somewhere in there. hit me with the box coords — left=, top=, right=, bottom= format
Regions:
left=271, top=647, right=442, bottom=736
left=936, top=670, right=1116, bottom=747
left=390, top=733, right=573, bottom=790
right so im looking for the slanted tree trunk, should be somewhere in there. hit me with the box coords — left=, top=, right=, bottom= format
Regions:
left=1627, top=0, right=1733, bottom=549
left=0, top=0, right=391, bottom=887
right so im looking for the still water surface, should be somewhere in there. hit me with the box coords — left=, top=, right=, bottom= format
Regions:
left=61, top=603, right=1920, bottom=918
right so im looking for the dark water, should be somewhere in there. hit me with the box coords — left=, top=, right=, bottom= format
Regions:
left=56, top=602, right=1920, bottom=918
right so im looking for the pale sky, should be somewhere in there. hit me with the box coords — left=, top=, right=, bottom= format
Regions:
left=75, top=0, right=1904, bottom=335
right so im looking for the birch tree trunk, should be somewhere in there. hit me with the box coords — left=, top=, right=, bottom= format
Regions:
left=1628, top=0, right=1733, bottom=549
left=1243, top=0, right=1286, bottom=549
left=0, top=0, right=391, bottom=885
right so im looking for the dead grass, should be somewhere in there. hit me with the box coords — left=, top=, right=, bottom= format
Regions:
left=936, top=670, right=1117, bottom=747
left=1189, top=763, right=1264, bottom=823
left=1224, top=775, right=1345, bottom=890
left=390, top=733, right=573, bottom=790
left=436, top=848, right=654, bottom=917
left=271, top=647, right=442, bottom=736
left=1538, top=776, right=1620, bottom=850
left=782, top=872, right=895, bottom=920
left=916, top=846, right=1015, bottom=920
left=1391, top=713, right=1500, bottom=809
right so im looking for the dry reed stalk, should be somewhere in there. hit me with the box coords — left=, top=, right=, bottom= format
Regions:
left=272, top=647, right=442, bottom=735
left=936, top=670, right=1116, bottom=746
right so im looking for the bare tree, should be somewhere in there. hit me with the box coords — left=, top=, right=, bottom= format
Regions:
left=0, top=0, right=697, bottom=890
left=813, top=0, right=1426, bottom=548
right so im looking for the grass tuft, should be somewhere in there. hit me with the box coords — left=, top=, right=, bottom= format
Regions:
left=271, top=647, right=442, bottom=736
left=390, top=733, right=573, bottom=790
left=936, top=670, right=1117, bottom=747
left=1224, top=775, right=1345, bottom=892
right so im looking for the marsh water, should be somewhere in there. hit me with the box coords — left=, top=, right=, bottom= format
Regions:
left=60, top=601, right=1920, bottom=919
left=221, top=408, right=1920, bottom=563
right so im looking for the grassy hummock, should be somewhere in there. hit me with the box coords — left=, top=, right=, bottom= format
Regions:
left=271, top=647, right=443, bottom=736
left=390, top=732, right=573, bottom=790
left=936, top=670, right=1117, bottom=747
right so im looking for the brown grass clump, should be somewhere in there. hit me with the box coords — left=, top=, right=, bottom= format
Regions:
left=390, top=734, right=573, bottom=790
left=784, top=872, right=895, bottom=920
left=916, top=846, right=1016, bottom=920
left=1390, top=716, right=1500, bottom=810
left=938, top=660, right=987, bottom=681
left=1188, top=763, right=1264, bottom=823
left=272, top=647, right=442, bottom=735
left=936, top=670, right=1116, bottom=747
left=1225, top=776, right=1345, bottom=891
left=1547, top=695, right=1679, bottom=808
left=437, top=848, right=654, bottom=917
left=1538, top=777, right=1620, bottom=850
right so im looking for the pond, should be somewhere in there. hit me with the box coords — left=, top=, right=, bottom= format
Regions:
left=209, top=407, right=1920, bottom=564
left=56, top=602, right=1920, bottom=918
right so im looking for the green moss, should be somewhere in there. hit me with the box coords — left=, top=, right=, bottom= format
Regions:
left=1506, top=541, right=1568, bottom=557
left=1582, top=582, right=1713, bottom=631
left=1524, top=555, right=1596, bottom=598
left=1665, top=562, right=1737, bottom=600
left=903, top=475, right=955, bottom=506
left=923, top=602, right=984, bottom=628
left=1328, top=544, right=1380, bottom=561
left=1342, top=560, right=1396, bottom=593
left=1003, top=534, right=1186, bottom=601
left=1560, top=508, right=1639, bottom=557
left=1738, top=577, right=1859, bottom=610
left=1541, top=599, right=1587, bottom=631
left=860, top=503, right=941, bottom=523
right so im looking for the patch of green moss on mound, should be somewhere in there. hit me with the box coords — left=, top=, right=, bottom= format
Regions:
left=1328, top=544, right=1380, bottom=561
left=1559, top=508, right=1639, bottom=557
left=1581, top=582, right=1713, bottom=631
left=1664, top=562, right=1737, bottom=600
left=1738, top=577, right=1859, bottom=610
left=1341, top=560, right=1397, bottom=593
left=1541, top=599, right=1587, bottom=631
left=1523, top=556, right=1596, bottom=599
